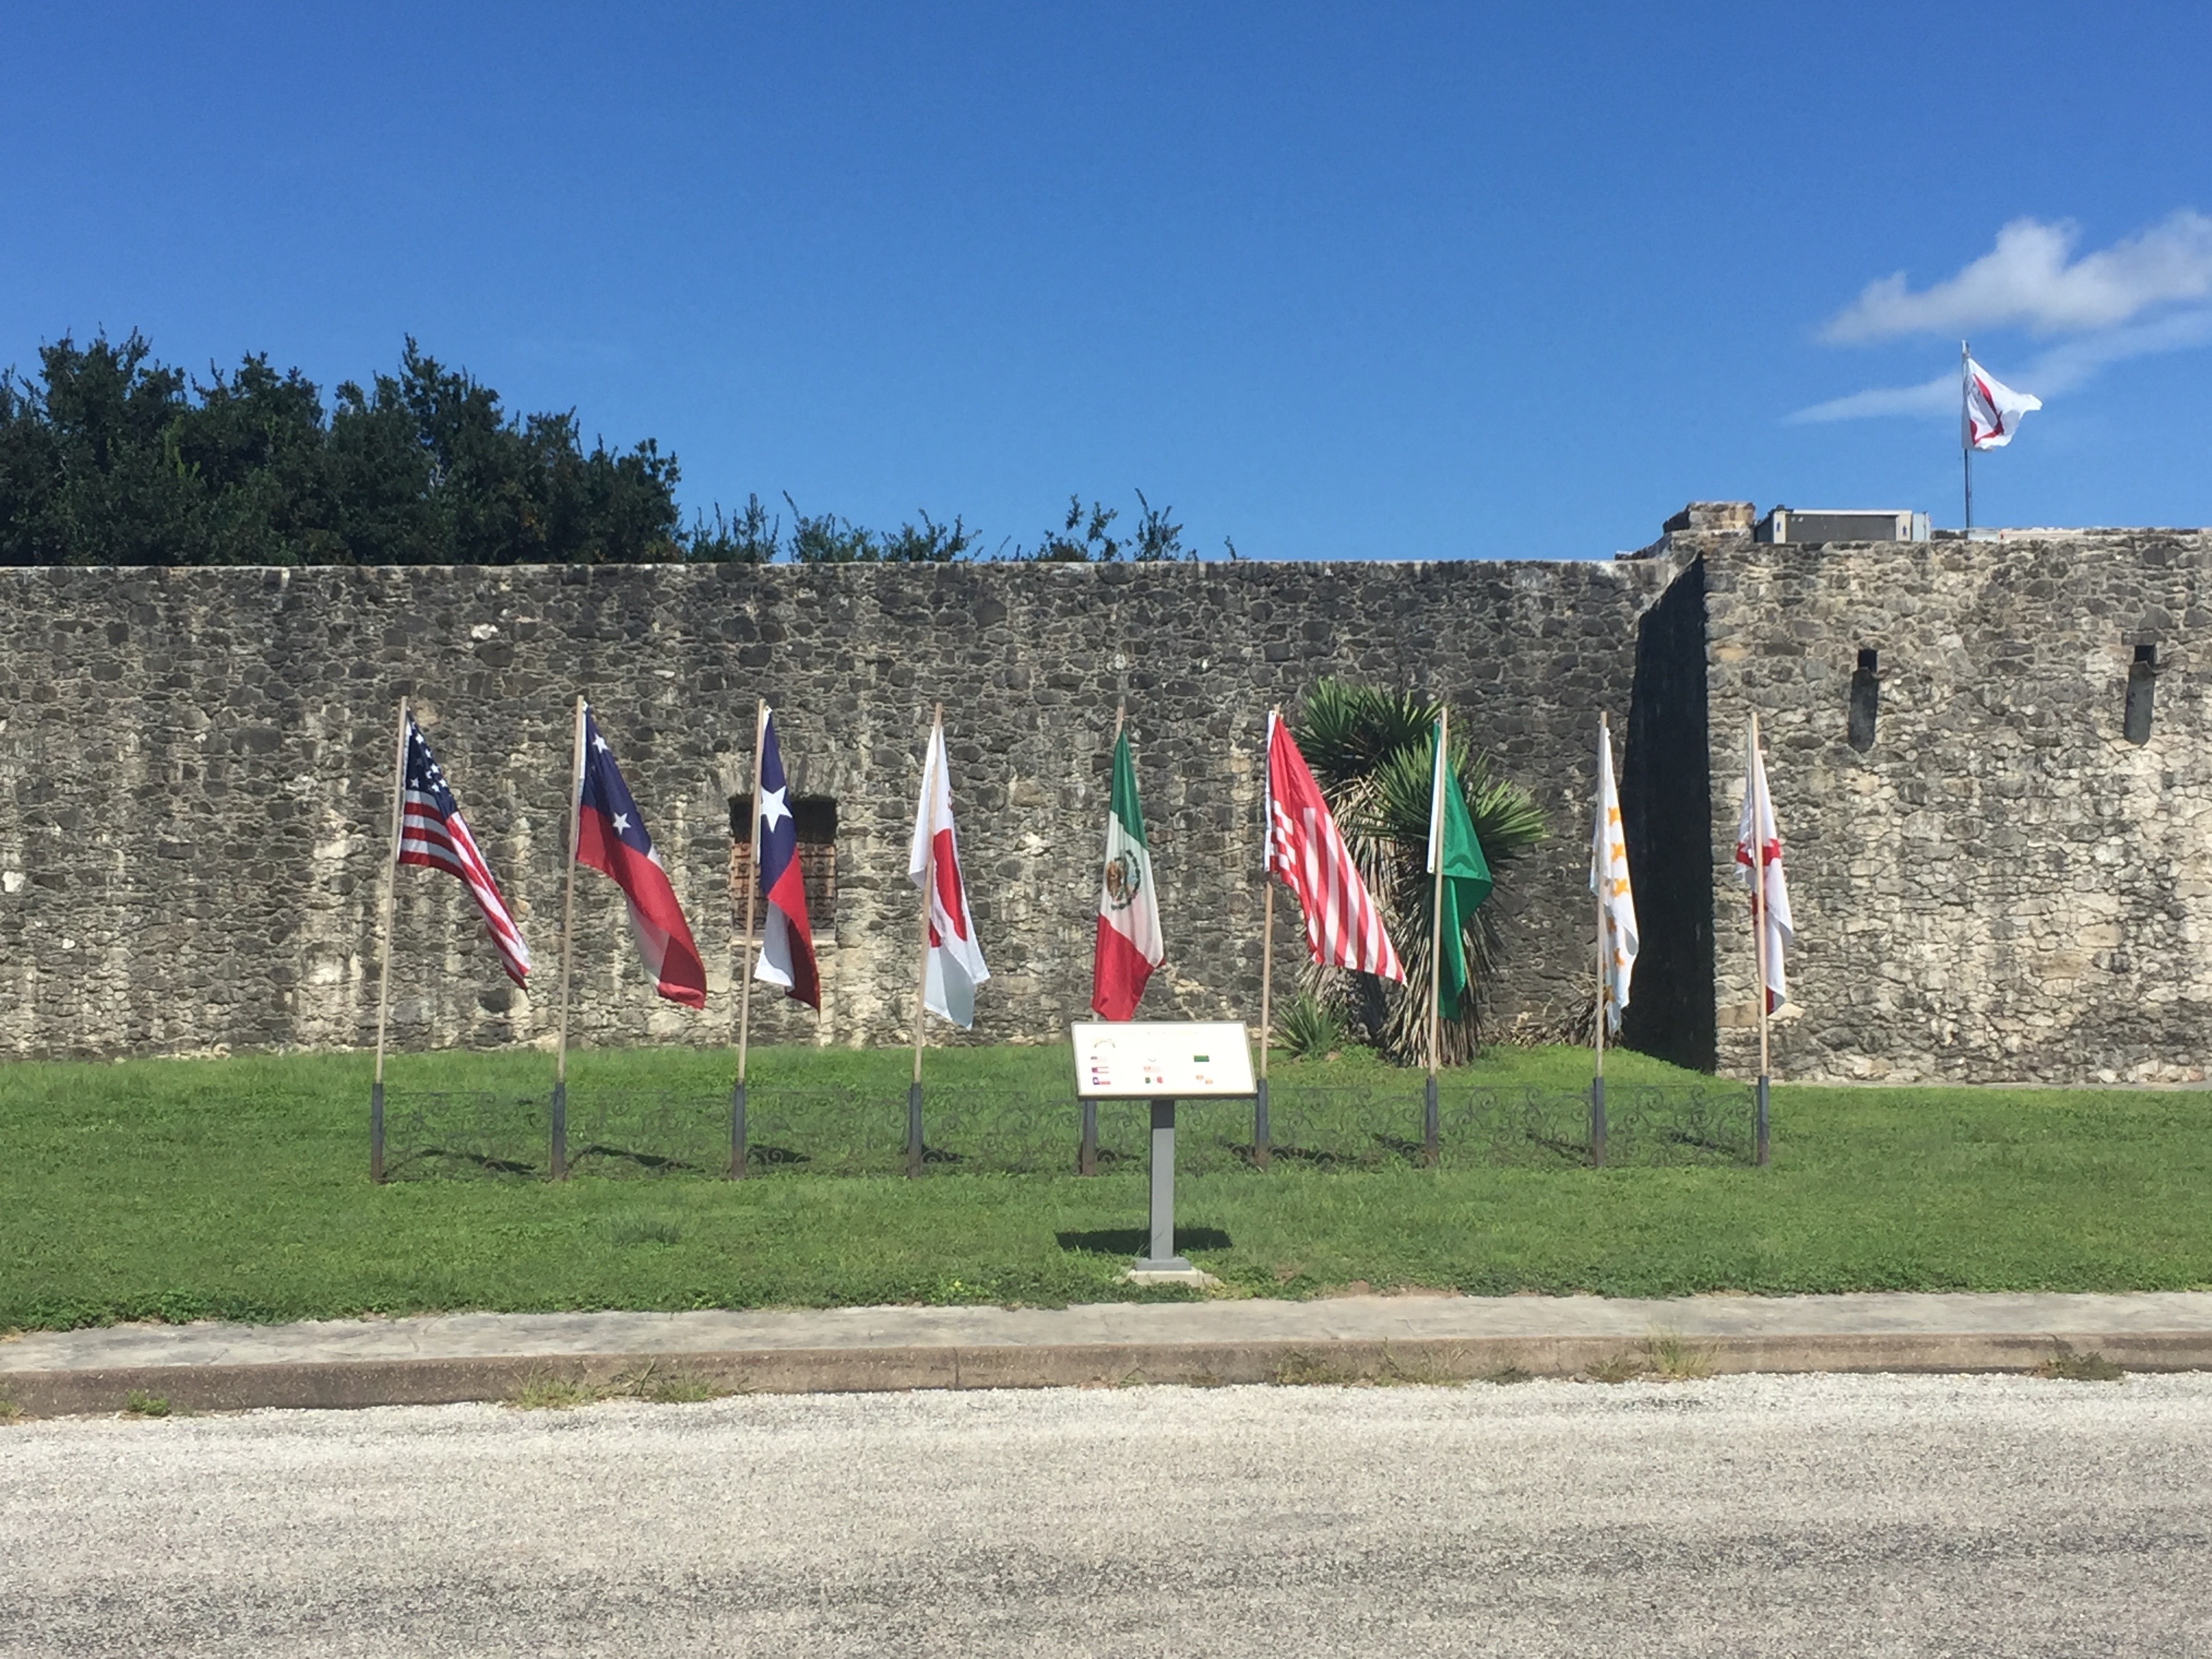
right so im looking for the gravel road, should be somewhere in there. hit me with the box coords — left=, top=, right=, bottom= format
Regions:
left=5, top=1372, right=2209, bottom=1656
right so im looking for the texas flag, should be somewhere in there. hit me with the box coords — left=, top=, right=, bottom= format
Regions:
left=907, top=716, right=989, bottom=1027
left=750, top=707, right=820, bottom=1010
left=575, top=704, right=707, bottom=1009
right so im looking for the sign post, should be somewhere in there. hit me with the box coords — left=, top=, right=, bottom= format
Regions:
left=1073, top=1021, right=1256, bottom=1280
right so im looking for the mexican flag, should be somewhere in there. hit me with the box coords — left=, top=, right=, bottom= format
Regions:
left=1090, top=728, right=1163, bottom=1019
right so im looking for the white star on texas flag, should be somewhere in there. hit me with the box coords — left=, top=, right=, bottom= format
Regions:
left=758, top=784, right=790, bottom=833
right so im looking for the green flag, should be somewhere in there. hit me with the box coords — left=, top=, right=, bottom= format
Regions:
left=1427, top=722, right=1494, bottom=1016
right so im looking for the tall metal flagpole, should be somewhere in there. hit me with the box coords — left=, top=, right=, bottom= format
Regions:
left=908, top=703, right=943, bottom=1179
left=1254, top=706, right=1279, bottom=1173
left=551, top=695, right=586, bottom=1182
left=369, top=696, right=410, bottom=1185
left=1424, top=705, right=1448, bottom=1167
left=1961, top=340, right=1973, bottom=533
left=731, top=697, right=766, bottom=1180
left=1749, top=713, right=1772, bottom=1168
left=1591, top=711, right=1608, bottom=1170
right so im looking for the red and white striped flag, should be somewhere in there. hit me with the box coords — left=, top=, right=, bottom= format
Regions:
left=398, top=717, right=531, bottom=986
left=1265, top=712, right=1405, bottom=981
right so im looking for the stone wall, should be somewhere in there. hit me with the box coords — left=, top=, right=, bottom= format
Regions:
left=0, top=559, right=1672, bottom=1060
left=1696, top=529, right=2212, bottom=1083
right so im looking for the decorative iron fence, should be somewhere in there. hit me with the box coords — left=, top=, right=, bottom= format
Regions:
left=375, top=1080, right=1761, bottom=1181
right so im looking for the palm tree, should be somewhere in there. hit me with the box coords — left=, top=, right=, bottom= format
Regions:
left=1290, top=678, right=1546, bottom=1064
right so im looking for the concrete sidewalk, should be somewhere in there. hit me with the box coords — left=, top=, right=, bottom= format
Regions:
left=6, top=1292, right=2210, bottom=1417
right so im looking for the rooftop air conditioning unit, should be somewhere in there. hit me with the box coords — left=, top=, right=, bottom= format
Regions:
left=1757, top=508, right=1930, bottom=544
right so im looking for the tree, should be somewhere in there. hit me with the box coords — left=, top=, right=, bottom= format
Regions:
left=1290, top=678, right=1547, bottom=1064
left=0, top=331, right=685, bottom=566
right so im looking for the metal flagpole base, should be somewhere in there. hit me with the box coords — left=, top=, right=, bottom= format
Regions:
left=730, top=1080, right=748, bottom=1179
left=906, top=1082, right=924, bottom=1178
left=1590, top=1075, right=1607, bottom=1168
left=1253, top=1077, right=1271, bottom=1171
left=550, top=1080, right=568, bottom=1182
left=1755, top=1074, right=1771, bottom=1167
left=1423, top=1075, right=1439, bottom=1166
left=369, top=1081, right=385, bottom=1185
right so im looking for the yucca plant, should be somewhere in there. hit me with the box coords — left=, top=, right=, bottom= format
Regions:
left=1290, top=678, right=1547, bottom=1064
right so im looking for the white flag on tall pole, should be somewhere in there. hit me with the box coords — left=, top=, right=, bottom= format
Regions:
left=1589, top=722, right=1637, bottom=1033
left=1734, top=729, right=1795, bottom=1012
left=1965, top=356, right=2041, bottom=451
left=907, top=718, right=989, bottom=1027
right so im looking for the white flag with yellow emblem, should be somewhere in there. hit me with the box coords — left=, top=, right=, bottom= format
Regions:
left=1590, top=718, right=1638, bottom=1033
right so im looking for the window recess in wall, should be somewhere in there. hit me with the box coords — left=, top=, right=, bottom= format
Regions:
left=2124, top=644, right=2156, bottom=745
left=729, top=794, right=839, bottom=925
left=1847, top=648, right=1879, bottom=752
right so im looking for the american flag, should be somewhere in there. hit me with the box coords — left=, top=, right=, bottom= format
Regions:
left=398, top=718, right=531, bottom=986
left=1265, top=711, right=1405, bottom=982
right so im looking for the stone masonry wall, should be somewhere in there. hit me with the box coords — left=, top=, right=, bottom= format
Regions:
left=0, top=560, right=1672, bottom=1060
left=1698, top=530, right=2212, bottom=1084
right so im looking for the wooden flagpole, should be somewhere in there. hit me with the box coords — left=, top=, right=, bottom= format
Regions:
left=1078, top=704, right=1128, bottom=1176
left=551, top=695, right=586, bottom=1181
left=1254, top=706, right=1279, bottom=1172
left=908, top=703, right=943, bottom=1178
left=1961, top=340, right=1973, bottom=533
left=731, top=697, right=766, bottom=1179
left=1591, top=710, right=1608, bottom=1168
left=369, top=696, right=409, bottom=1185
left=1424, top=705, right=1448, bottom=1166
left=1749, top=712, right=1772, bottom=1167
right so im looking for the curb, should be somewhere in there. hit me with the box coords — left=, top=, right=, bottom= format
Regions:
left=6, top=1330, right=2210, bottom=1417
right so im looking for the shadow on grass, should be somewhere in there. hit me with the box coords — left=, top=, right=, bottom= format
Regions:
left=386, top=1148, right=539, bottom=1179
left=1056, top=1227, right=1234, bottom=1256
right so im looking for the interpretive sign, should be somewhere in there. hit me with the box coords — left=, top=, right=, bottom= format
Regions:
left=1071, top=1021, right=1256, bottom=1099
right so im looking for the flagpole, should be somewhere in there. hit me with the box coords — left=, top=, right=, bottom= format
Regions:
left=731, top=697, right=765, bottom=1180
left=1591, top=711, right=1607, bottom=1170
left=1254, top=706, right=1279, bottom=1174
left=1749, top=713, right=1772, bottom=1168
left=1961, top=340, right=1972, bottom=533
left=369, top=695, right=409, bottom=1185
left=551, top=695, right=586, bottom=1182
left=1424, top=706, right=1448, bottom=1167
left=909, top=703, right=942, bottom=1179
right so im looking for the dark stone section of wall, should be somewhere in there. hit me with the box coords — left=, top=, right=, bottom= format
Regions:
left=1702, top=530, right=2212, bottom=1083
left=0, top=560, right=1672, bottom=1059
left=1620, top=556, right=1716, bottom=1071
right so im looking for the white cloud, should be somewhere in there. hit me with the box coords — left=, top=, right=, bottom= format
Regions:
left=1822, top=211, right=2212, bottom=342
left=1791, top=211, right=2212, bottom=423
left=1790, top=306, right=2212, bottom=424
left=1789, top=375, right=1956, bottom=424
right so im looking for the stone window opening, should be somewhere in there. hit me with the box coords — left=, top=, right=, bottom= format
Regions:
left=1847, top=648, right=1879, bottom=752
left=2124, top=644, right=2156, bottom=746
left=730, top=794, right=838, bottom=924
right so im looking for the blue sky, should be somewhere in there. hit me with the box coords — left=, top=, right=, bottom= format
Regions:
left=6, top=2, right=2207, bottom=558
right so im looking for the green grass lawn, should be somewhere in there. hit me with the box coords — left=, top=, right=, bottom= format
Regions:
left=3, top=1042, right=2209, bottom=1331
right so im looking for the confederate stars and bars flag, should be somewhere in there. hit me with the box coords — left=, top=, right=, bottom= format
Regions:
left=397, top=715, right=531, bottom=985
left=1265, top=710, right=1404, bottom=982
left=749, top=706, right=821, bottom=1010
left=575, top=704, right=708, bottom=1009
